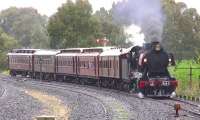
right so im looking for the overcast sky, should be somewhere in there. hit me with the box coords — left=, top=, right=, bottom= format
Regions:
left=176, top=0, right=200, bottom=14
left=0, top=0, right=121, bottom=16
left=0, top=0, right=199, bottom=16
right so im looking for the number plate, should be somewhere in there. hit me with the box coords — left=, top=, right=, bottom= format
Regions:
left=162, top=81, right=170, bottom=86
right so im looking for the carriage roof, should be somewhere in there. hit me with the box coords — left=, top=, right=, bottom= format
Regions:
left=34, top=50, right=60, bottom=56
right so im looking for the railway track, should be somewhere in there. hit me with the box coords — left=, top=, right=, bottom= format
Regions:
left=24, top=78, right=200, bottom=119
left=26, top=81, right=131, bottom=120
left=2, top=75, right=200, bottom=119
left=8, top=79, right=110, bottom=120
left=2, top=76, right=132, bottom=120
left=0, top=85, right=5, bottom=97
left=149, top=97, right=200, bottom=118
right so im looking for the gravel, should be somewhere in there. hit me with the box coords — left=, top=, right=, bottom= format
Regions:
left=0, top=76, right=109, bottom=120
left=1, top=75, right=200, bottom=120
left=28, top=85, right=108, bottom=120
left=0, top=80, right=45, bottom=120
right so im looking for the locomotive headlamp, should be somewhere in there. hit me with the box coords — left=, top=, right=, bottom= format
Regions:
left=169, top=58, right=172, bottom=62
left=144, top=58, right=147, bottom=63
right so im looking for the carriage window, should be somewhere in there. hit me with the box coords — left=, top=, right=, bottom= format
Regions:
left=116, top=60, right=118, bottom=69
left=87, top=61, right=89, bottom=68
left=100, top=61, right=102, bottom=68
left=83, top=61, right=86, bottom=67
left=67, top=60, right=69, bottom=66
left=58, top=60, right=60, bottom=65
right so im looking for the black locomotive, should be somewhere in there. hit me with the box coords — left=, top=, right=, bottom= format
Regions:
left=129, top=41, right=177, bottom=98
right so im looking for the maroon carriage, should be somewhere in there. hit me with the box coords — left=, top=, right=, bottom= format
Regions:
left=7, top=49, right=39, bottom=77
left=55, top=48, right=84, bottom=81
left=99, top=48, right=132, bottom=89
left=33, top=50, right=60, bottom=80
left=76, top=48, right=103, bottom=84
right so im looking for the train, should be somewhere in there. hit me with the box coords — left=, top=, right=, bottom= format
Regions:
left=7, top=41, right=178, bottom=98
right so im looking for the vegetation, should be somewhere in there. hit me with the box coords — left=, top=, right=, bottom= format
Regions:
left=169, top=60, right=200, bottom=96
left=0, top=7, right=49, bottom=48
left=94, top=7, right=128, bottom=47
left=0, top=28, right=18, bottom=69
left=47, top=0, right=127, bottom=48
left=162, top=0, right=200, bottom=59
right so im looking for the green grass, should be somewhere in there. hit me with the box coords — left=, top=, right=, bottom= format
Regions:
left=169, top=60, right=200, bottom=97
left=1, top=70, right=10, bottom=75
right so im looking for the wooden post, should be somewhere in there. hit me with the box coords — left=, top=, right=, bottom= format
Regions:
left=199, top=75, right=200, bottom=89
left=189, top=65, right=192, bottom=89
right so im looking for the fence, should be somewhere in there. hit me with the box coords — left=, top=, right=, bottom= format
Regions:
left=171, top=66, right=200, bottom=96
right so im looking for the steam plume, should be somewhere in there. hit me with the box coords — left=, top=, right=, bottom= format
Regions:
left=113, top=0, right=165, bottom=42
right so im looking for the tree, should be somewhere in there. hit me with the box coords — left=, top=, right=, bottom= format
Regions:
left=0, top=27, right=18, bottom=69
left=48, top=0, right=100, bottom=48
left=162, top=0, right=200, bottom=59
left=0, top=7, right=49, bottom=48
left=94, top=7, right=128, bottom=47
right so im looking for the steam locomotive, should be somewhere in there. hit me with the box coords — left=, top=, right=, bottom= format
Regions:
left=129, top=41, right=177, bottom=98
left=7, top=41, right=177, bottom=98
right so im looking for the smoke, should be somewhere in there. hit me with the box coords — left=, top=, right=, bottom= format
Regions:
left=113, top=0, right=165, bottom=42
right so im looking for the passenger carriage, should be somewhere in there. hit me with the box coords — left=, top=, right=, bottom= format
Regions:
left=55, top=48, right=83, bottom=82
left=7, top=49, right=39, bottom=77
left=76, top=48, right=104, bottom=85
left=33, top=50, right=60, bottom=80
left=99, top=48, right=134, bottom=90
